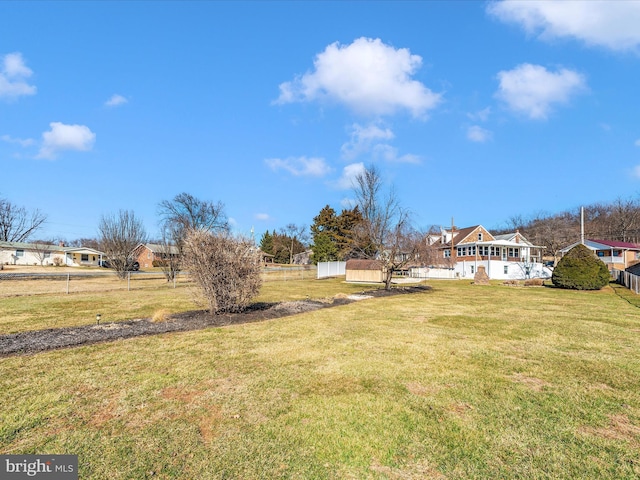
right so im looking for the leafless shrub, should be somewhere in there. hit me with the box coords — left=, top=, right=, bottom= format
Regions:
left=182, top=229, right=262, bottom=314
left=524, top=278, right=544, bottom=287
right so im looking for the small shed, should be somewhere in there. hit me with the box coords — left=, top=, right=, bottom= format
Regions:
left=345, top=259, right=385, bottom=283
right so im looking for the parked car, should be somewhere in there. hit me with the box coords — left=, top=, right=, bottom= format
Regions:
left=99, top=259, right=140, bottom=271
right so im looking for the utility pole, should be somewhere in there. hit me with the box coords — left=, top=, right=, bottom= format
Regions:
left=450, top=217, right=455, bottom=260
left=580, top=207, right=585, bottom=245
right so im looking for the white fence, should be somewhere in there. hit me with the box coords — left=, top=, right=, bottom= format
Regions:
left=409, top=267, right=456, bottom=279
left=613, top=269, right=640, bottom=294
left=317, top=261, right=346, bottom=279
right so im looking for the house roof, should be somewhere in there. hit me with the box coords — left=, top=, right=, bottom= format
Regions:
left=0, top=241, right=104, bottom=255
left=346, top=259, right=384, bottom=270
left=434, top=225, right=539, bottom=248
left=561, top=239, right=640, bottom=253
left=590, top=239, right=640, bottom=250
left=448, top=225, right=482, bottom=245
left=65, top=247, right=104, bottom=255
left=135, top=243, right=180, bottom=255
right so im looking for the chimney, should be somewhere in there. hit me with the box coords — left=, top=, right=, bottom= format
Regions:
left=58, top=241, right=65, bottom=247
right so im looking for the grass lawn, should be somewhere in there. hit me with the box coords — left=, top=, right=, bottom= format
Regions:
left=0, top=277, right=368, bottom=334
left=1, top=280, right=639, bottom=478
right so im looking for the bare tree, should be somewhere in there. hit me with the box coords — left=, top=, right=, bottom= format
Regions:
left=157, top=192, right=228, bottom=281
left=182, top=229, right=262, bottom=314
left=158, top=192, right=228, bottom=239
left=31, top=239, right=55, bottom=266
left=156, top=229, right=182, bottom=282
left=352, top=165, right=416, bottom=290
left=0, top=197, right=47, bottom=242
left=98, top=210, right=147, bottom=279
left=609, top=197, right=640, bottom=243
left=279, top=223, right=309, bottom=264
left=66, top=237, right=101, bottom=250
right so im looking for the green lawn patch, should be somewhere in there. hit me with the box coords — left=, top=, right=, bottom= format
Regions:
left=1, top=280, right=639, bottom=478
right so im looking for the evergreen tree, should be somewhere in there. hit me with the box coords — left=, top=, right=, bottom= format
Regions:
left=552, top=244, right=610, bottom=290
left=311, top=231, right=339, bottom=263
left=336, top=206, right=365, bottom=259
left=309, top=204, right=365, bottom=262
left=310, top=205, right=339, bottom=263
left=259, top=231, right=274, bottom=255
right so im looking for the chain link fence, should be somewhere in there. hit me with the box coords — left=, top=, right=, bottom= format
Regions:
left=0, top=266, right=317, bottom=297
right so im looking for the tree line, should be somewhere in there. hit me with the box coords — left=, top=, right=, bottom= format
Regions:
left=3, top=178, right=640, bottom=290
left=498, top=197, right=640, bottom=261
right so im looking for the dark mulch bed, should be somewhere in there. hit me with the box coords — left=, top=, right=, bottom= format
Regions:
left=0, top=285, right=429, bottom=358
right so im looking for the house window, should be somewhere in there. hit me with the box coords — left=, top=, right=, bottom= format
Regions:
left=479, top=246, right=489, bottom=256
left=16, top=249, right=24, bottom=257
left=508, top=248, right=520, bottom=258
left=504, top=265, right=509, bottom=274
left=470, top=246, right=476, bottom=256
left=471, top=265, right=475, bottom=274
left=147, top=252, right=151, bottom=259
left=478, top=233, right=483, bottom=241
left=490, top=246, right=500, bottom=256
left=44, top=252, right=51, bottom=258
left=597, top=251, right=604, bottom=257
left=81, top=254, right=89, bottom=262
left=444, top=249, right=451, bottom=258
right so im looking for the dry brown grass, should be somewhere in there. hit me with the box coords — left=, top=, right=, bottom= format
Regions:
left=151, top=309, right=172, bottom=323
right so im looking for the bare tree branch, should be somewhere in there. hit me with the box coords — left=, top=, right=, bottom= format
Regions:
left=0, top=197, right=47, bottom=242
left=157, top=192, right=228, bottom=281
left=352, top=165, right=418, bottom=289
left=98, top=210, right=147, bottom=279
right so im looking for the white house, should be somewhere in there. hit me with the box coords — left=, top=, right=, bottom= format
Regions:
left=559, top=239, right=640, bottom=271
left=0, top=241, right=104, bottom=267
left=413, top=225, right=550, bottom=280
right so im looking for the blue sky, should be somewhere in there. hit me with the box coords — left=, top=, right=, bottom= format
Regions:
left=2, top=1, right=640, bottom=242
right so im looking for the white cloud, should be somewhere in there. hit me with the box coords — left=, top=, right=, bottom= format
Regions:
left=495, top=63, right=586, bottom=119
left=334, top=162, right=365, bottom=190
left=371, top=144, right=421, bottom=163
left=265, top=156, right=332, bottom=177
left=1, top=134, right=35, bottom=147
left=341, top=123, right=394, bottom=160
left=255, top=213, right=271, bottom=221
left=275, top=37, right=442, bottom=118
left=37, top=122, right=96, bottom=160
left=487, top=1, right=640, bottom=52
left=340, top=197, right=356, bottom=209
left=0, top=52, right=36, bottom=100
left=467, top=125, right=492, bottom=143
left=341, top=122, right=420, bottom=163
left=105, top=94, right=128, bottom=107
left=467, top=107, right=491, bottom=122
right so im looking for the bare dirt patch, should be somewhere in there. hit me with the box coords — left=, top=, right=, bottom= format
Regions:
left=511, top=373, right=551, bottom=392
left=0, top=285, right=430, bottom=357
left=579, top=414, right=640, bottom=446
